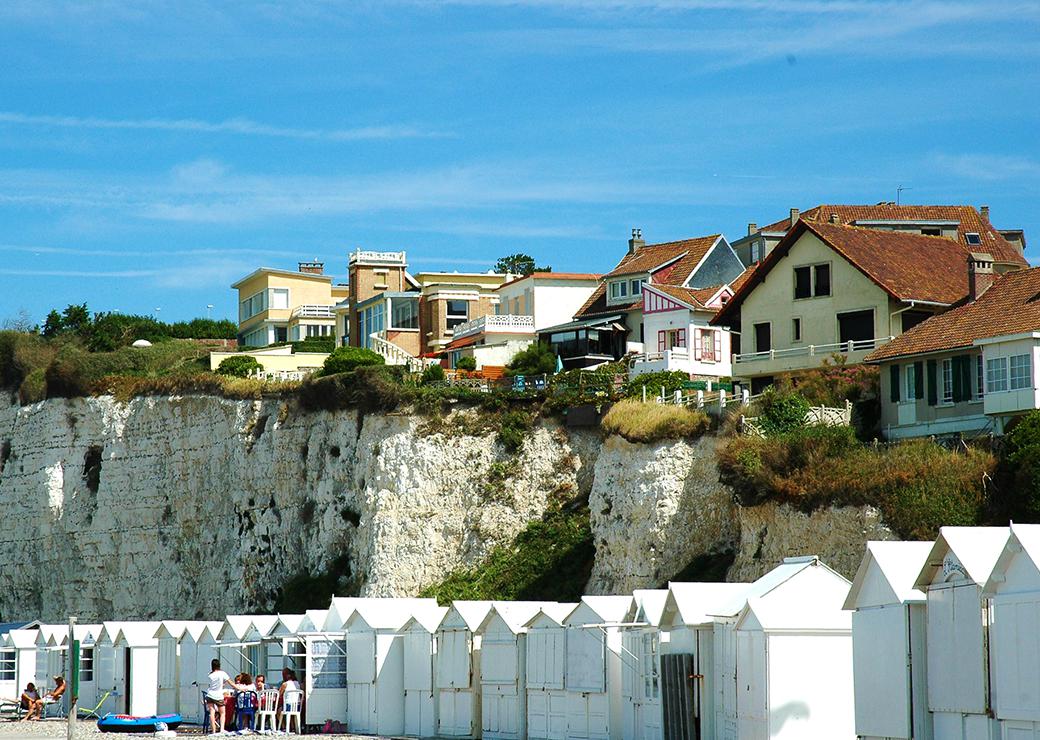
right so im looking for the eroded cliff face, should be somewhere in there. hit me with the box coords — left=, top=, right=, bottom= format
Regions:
left=0, top=392, right=883, bottom=621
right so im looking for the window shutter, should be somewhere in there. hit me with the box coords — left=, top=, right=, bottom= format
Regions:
left=658, top=331, right=666, bottom=352
left=914, top=361, right=924, bottom=400
left=959, top=355, right=973, bottom=401
left=952, top=355, right=965, bottom=402
left=677, top=328, right=686, bottom=348
left=713, top=331, right=722, bottom=362
left=693, top=330, right=701, bottom=359
left=927, top=359, right=938, bottom=406
left=890, top=364, right=900, bottom=403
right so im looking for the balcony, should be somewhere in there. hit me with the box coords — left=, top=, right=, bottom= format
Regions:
left=290, top=304, right=336, bottom=319
left=733, top=337, right=894, bottom=375
left=348, top=249, right=407, bottom=266
left=451, top=314, right=536, bottom=340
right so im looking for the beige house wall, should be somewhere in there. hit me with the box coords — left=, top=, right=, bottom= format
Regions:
left=209, top=350, right=329, bottom=373
left=236, top=271, right=339, bottom=334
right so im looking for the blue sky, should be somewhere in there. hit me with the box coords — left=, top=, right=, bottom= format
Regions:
left=1, top=0, right=1038, bottom=324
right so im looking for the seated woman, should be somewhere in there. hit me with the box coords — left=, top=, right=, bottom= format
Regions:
left=275, top=668, right=301, bottom=726
left=43, top=677, right=66, bottom=703
left=20, top=683, right=41, bottom=721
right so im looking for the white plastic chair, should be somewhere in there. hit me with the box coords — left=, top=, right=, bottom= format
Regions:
left=255, top=689, right=279, bottom=732
left=280, top=688, right=303, bottom=734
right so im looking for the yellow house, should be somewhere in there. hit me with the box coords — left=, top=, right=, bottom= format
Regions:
left=232, top=261, right=349, bottom=347
left=415, top=270, right=516, bottom=354
left=713, top=220, right=991, bottom=392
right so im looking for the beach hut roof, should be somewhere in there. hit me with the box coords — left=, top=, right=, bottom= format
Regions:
left=0, top=620, right=37, bottom=636
left=477, top=601, right=564, bottom=635
left=625, top=590, right=669, bottom=626
left=711, top=556, right=847, bottom=618
left=735, top=591, right=852, bottom=632
left=663, top=583, right=752, bottom=627
left=303, top=609, right=328, bottom=632
left=268, top=614, right=307, bottom=637
left=914, top=526, right=1010, bottom=589
left=6, top=628, right=40, bottom=649
left=984, top=523, right=1040, bottom=594
left=114, top=622, right=162, bottom=648
left=440, top=601, right=494, bottom=631
left=565, top=596, right=633, bottom=626
left=217, top=615, right=259, bottom=642
left=524, top=603, right=580, bottom=630
left=344, top=599, right=441, bottom=631
left=402, top=606, right=451, bottom=633
left=843, top=541, right=933, bottom=610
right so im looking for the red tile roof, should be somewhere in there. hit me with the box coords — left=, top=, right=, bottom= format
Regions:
left=713, top=220, right=975, bottom=325
left=602, top=235, right=721, bottom=279
left=867, top=267, right=1040, bottom=362
left=756, top=204, right=1025, bottom=266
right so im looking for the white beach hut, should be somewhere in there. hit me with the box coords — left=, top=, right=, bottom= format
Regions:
left=402, top=606, right=450, bottom=738
left=708, top=556, right=852, bottom=740
left=843, top=541, right=933, bottom=740
left=33, top=624, right=66, bottom=692
left=476, top=601, right=566, bottom=740
left=154, top=620, right=223, bottom=720
left=914, top=526, right=1009, bottom=740
left=657, top=582, right=751, bottom=740
left=111, top=622, right=162, bottom=717
left=523, top=607, right=570, bottom=740
left=0, top=627, right=40, bottom=701
left=342, top=600, right=441, bottom=736
left=619, top=590, right=668, bottom=740
left=983, top=523, right=1040, bottom=738
left=214, top=614, right=278, bottom=678
left=563, top=595, right=632, bottom=740
left=435, top=600, right=494, bottom=738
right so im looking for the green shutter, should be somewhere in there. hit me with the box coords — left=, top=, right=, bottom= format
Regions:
left=951, top=355, right=971, bottom=402
left=914, top=361, right=924, bottom=400
left=890, top=364, right=900, bottom=403
left=927, top=359, right=938, bottom=406
left=960, top=355, right=973, bottom=401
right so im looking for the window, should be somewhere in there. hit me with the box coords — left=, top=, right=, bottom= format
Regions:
left=905, top=363, right=917, bottom=402
left=792, top=317, right=802, bottom=342
left=446, top=300, right=469, bottom=330
left=921, top=227, right=941, bottom=237
left=630, top=279, right=643, bottom=295
left=359, top=303, right=385, bottom=349
left=640, top=633, right=659, bottom=700
left=695, top=329, right=720, bottom=362
left=976, top=354, right=985, bottom=399
left=0, top=649, right=15, bottom=682
left=391, top=297, right=418, bottom=329
left=751, top=241, right=762, bottom=263
left=794, top=266, right=812, bottom=299
left=965, top=232, right=982, bottom=246
left=608, top=280, right=629, bottom=300
left=80, top=647, right=94, bottom=682
left=274, top=326, right=288, bottom=343
left=303, top=324, right=331, bottom=338
left=270, top=288, right=289, bottom=310
left=1011, top=354, right=1032, bottom=390
left=658, top=329, right=686, bottom=352
left=310, top=639, right=347, bottom=689
left=987, top=357, right=1009, bottom=393
left=794, top=264, right=830, bottom=298
left=283, top=639, right=307, bottom=683
left=942, top=358, right=954, bottom=403
left=837, top=309, right=874, bottom=345
left=754, top=322, right=771, bottom=353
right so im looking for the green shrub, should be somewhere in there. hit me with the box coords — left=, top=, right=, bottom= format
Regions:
left=289, top=338, right=335, bottom=354
left=217, top=355, right=263, bottom=378
left=621, top=371, right=689, bottom=400
left=507, top=342, right=557, bottom=376
left=456, top=356, right=477, bottom=371
left=18, top=368, right=47, bottom=404
left=601, top=399, right=711, bottom=442
left=297, top=365, right=405, bottom=413
left=421, top=363, right=446, bottom=385
left=322, top=346, right=384, bottom=375
left=757, top=388, right=811, bottom=436
left=0, top=331, right=57, bottom=390
left=998, top=410, right=1040, bottom=519
left=497, top=410, right=534, bottom=453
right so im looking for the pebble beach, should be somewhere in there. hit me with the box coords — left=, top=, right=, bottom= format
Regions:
left=0, top=721, right=375, bottom=740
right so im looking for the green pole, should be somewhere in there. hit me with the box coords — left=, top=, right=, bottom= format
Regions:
left=67, top=617, right=77, bottom=740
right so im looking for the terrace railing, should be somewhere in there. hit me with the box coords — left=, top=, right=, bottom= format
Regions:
left=734, top=336, right=894, bottom=364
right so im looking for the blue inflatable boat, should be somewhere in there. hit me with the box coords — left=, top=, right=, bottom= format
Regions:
left=97, top=712, right=183, bottom=733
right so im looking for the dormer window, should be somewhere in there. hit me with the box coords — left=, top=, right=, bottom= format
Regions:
left=608, top=280, right=630, bottom=300
left=965, top=232, right=982, bottom=245
left=630, top=278, right=644, bottom=295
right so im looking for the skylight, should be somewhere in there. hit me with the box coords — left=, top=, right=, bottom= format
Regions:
left=965, top=232, right=982, bottom=245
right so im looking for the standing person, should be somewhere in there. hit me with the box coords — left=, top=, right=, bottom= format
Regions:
left=204, top=659, right=232, bottom=734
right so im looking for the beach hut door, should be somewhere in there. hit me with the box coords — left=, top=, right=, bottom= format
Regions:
left=661, top=654, right=697, bottom=740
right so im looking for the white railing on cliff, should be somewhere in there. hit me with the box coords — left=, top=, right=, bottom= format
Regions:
left=740, top=399, right=854, bottom=437
left=451, top=314, right=536, bottom=340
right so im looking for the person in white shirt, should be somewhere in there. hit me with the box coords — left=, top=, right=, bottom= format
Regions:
left=204, top=659, right=232, bottom=734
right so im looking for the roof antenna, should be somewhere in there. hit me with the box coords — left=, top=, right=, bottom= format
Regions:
left=896, top=185, right=912, bottom=205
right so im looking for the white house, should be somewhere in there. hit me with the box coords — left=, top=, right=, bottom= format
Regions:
left=913, top=526, right=1010, bottom=740
left=154, top=620, right=222, bottom=723
left=497, top=273, right=602, bottom=331
left=562, top=596, right=632, bottom=740
left=983, top=523, right=1040, bottom=738
left=630, top=283, right=737, bottom=379
left=619, top=590, right=669, bottom=740
left=401, top=606, right=450, bottom=738
left=842, top=541, right=934, bottom=740
left=524, top=607, right=570, bottom=740
left=476, top=602, right=570, bottom=740
left=435, top=601, right=494, bottom=739
left=657, top=582, right=752, bottom=740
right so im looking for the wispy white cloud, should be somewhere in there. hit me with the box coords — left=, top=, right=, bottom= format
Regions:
left=0, top=111, right=447, bottom=142
left=0, top=267, right=157, bottom=278
left=930, top=153, right=1040, bottom=182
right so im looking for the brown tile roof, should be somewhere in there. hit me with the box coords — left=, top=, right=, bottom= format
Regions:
left=755, top=204, right=1025, bottom=266
left=603, top=235, right=721, bottom=279
left=867, top=267, right=1040, bottom=362
left=713, top=220, right=973, bottom=326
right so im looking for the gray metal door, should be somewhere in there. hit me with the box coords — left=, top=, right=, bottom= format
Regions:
left=661, top=653, right=698, bottom=740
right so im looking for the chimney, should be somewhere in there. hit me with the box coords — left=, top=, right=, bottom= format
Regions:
left=747, top=222, right=758, bottom=236
left=789, top=208, right=800, bottom=227
left=628, top=228, right=645, bottom=254
left=967, top=252, right=995, bottom=300
left=829, top=212, right=840, bottom=224
left=298, top=260, right=324, bottom=275
left=980, top=204, right=990, bottom=221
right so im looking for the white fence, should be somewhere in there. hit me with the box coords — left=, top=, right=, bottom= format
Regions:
left=741, top=399, right=853, bottom=436
left=734, top=336, right=894, bottom=365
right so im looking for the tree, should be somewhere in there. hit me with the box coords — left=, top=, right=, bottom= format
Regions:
left=41, top=310, right=64, bottom=338
left=506, top=342, right=558, bottom=376
left=60, top=303, right=92, bottom=337
left=1, top=309, right=35, bottom=333
left=494, top=254, right=551, bottom=277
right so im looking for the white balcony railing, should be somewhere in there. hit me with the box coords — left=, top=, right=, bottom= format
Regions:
left=290, top=304, right=335, bottom=319
left=734, top=336, right=894, bottom=364
left=451, top=314, right=536, bottom=340
left=349, top=249, right=407, bottom=266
